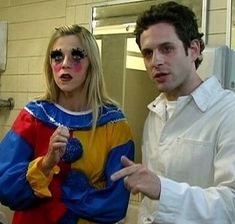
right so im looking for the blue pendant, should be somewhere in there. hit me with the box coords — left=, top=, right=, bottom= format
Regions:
left=62, top=138, right=83, bottom=163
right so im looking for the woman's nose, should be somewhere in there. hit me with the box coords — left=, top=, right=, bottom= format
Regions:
left=61, top=55, right=72, bottom=68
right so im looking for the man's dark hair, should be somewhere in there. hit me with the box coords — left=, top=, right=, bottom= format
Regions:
left=134, top=1, right=205, bottom=69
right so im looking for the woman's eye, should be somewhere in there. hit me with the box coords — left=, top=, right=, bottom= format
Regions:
left=72, top=54, right=82, bottom=61
left=50, top=50, right=64, bottom=63
left=71, top=49, right=86, bottom=62
left=54, top=55, right=63, bottom=62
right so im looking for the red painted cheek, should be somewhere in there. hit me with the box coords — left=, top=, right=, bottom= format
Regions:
left=73, top=63, right=83, bottom=73
left=53, top=63, right=62, bottom=73
left=52, top=62, right=83, bottom=74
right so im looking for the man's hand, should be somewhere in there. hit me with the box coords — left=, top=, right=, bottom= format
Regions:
left=111, top=156, right=161, bottom=200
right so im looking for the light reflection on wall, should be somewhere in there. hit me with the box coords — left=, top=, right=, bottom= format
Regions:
left=232, top=14, right=235, bottom=49
left=232, top=0, right=235, bottom=49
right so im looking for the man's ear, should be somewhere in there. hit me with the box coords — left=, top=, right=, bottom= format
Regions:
left=189, top=39, right=201, bottom=62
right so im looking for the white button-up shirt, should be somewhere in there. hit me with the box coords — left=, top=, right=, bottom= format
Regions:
left=139, top=76, right=235, bottom=224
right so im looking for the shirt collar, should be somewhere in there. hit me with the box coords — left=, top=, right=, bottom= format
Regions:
left=148, top=76, right=224, bottom=113
left=148, top=93, right=166, bottom=113
left=191, top=76, right=224, bottom=112
left=25, top=100, right=125, bottom=130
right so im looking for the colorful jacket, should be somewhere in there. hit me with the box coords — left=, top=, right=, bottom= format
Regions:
left=0, top=100, right=135, bottom=224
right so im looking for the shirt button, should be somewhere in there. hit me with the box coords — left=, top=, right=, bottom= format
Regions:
left=143, top=216, right=154, bottom=224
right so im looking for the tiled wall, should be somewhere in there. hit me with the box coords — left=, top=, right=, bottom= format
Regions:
left=0, top=0, right=230, bottom=223
left=207, top=0, right=228, bottom=45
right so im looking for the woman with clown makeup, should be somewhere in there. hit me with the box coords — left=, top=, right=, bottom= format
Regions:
left=0, top=24, right=135, bottom=224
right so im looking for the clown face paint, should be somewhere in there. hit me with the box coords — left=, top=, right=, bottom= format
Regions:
left=50, top=48, right=87, bottom=73
left=50, top=35, right=90, bottom=95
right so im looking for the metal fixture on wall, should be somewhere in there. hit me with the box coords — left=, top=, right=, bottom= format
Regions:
left=0, top=21, right=7, bottom=72
left=0, top=98, right=14, bottom=110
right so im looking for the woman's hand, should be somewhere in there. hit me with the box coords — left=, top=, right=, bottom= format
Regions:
left=41, top=126, right=69, bottom=176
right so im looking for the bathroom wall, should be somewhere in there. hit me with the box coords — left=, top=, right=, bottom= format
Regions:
left=0, top=0, right=230, bottom=223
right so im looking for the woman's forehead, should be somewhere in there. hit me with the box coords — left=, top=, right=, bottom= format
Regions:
left=52, top=35, right=83, bottom=50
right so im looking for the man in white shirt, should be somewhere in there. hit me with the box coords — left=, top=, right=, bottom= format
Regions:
left=111, top=1, right=235, bottom=223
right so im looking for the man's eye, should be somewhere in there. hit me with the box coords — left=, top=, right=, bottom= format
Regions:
left=160, top=46, right=174, bottom=54
left=142, top=50, right=153, bottom=59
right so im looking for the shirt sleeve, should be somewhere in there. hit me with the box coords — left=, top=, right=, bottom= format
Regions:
left=0, top=110, right=39, bottom=210
left=26, top=157, right=60, bottom=198
left=155, top=176, right=235, bottom=224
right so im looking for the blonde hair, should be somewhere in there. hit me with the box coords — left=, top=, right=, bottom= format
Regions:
left=40, top=24, right=116, bottom=131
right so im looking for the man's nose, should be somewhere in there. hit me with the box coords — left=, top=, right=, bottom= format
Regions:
left=151, top=50, right=164, bottom=66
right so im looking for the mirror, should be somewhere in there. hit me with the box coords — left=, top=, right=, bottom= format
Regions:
left=92, top=0, right=205, bottom=162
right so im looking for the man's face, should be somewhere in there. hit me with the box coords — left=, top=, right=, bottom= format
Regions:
left=140, top=22, right=200, bottom=100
